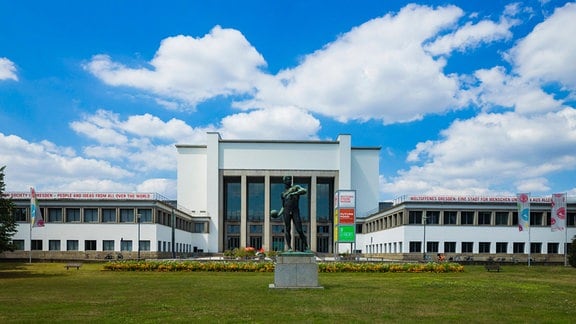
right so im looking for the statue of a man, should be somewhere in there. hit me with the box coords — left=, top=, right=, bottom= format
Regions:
left=277, top=175, right=308, bottom=251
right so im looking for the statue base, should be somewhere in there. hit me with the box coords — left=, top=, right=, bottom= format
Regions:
left=269, top=252, right=323, bottom=289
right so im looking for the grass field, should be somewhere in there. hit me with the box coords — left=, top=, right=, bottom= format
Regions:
left=1, top=262, right=575, bottom=323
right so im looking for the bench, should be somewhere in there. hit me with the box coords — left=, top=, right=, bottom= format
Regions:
left=65, top=263, right=82, bottom=270
left=484, top=263, right=501, bottom=272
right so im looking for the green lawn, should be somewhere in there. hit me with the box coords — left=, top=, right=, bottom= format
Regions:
left=1, top=262, right=575, bottom=323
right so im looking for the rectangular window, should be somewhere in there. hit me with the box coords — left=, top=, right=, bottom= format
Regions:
left=249, top=236, right=262, bottom=250
left=316, top=178, right=334, bottom=222
left=512, top=211, right=518, bottom=226
left=409, top=241, right=422, bottom=253
left=49, top=240, right=61, bottom=251
left=226, top=237, right=239, bottom=250
left=272, top=225, right=284, bottom=234
left=249, top=224, right=263, bottom=234
left=443, top=211, right=457, bottom=225
left=13, top=240, right=25, bottom=250
left=120, top=209, right=134, bottom=223
left=495, top=212, right=509, bottom=225
left=84, top=208, right=99, bottom=222
left=427, top=241, right=439, bottom=253
left=121, top=240, right=133, bottom=251
left=531, top=242, right=542, bottom=254
left=67, top=240, right=79, bottom=251
left=226, top=224, right=240, bottom=234
left=85, top=240, right=97, bottom=251
left=14, top=208, right=27, bottom=222
left=461, top=242, right=473, bottom=253
left=272, top=236, right=284, bottom=251
left=103, top=240, right=115, bottom=251
left=137, top=209, right=152, bottom=223
left=224, top=177, right=241, bottom=221
left=193, top=223, right=205, bottom=233
left=461, top=211, right=474, bottom=225
left=513, top=242, right=524, bottom=253
left=247, top=177, right=265, bottom=222
left=48, top=208, right=62, bottom=222
left=547, top=243, right=559, bottom=254
left=66, top=208, right=81, bottom=222
left=496, top=242, right=507, bottom=253
left=408, top=211, right=422, bottom=224
left=102, top=208, right=116, bottom=223
left=317, top=225, right=330, bottom=234
left=31, top=240, right=43, bottom=250
left=478, top=211, right=491, bottom=225
left=530, top=212, right=543, bottom=226
left=568, top=212, right=576, bottom=226
left=479, top=242, right=490, bottom=253
left=139, top=240, right=150, bottom=251
left=425, top=211, right=440, bottom=225
left=444, top=242, right=456, bottom=253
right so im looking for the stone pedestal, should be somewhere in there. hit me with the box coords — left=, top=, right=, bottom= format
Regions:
left=269, top=252, right=323, bottom=289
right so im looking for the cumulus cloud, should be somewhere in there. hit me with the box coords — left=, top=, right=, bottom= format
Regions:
left=70, top=109, right=212, bottom=171
left=137, top=178, right=177, bottom=199
left=220, top=106, right=320, bottom=140
left=0, top=132, right=131, bottom=192
left=382, top=108, right=576, bottom=197
left=85, top=26, right=267, bottom=109
left=0, top=57, right=18, bottom=81
left=424, top=3, right=518, bottom=56
left=507, top=2, right=576, bottom=91
left=238, top=4, right=467, bottom=124
left=472, top=66, right=564, bottom=114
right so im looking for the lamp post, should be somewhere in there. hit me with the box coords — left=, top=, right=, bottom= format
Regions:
left=423, top=214, right=427, bottom=260
left=137, top=214, right=141, bottom=260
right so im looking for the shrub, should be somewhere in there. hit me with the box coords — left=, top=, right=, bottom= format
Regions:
left=103, top=261, right=464, bottom=273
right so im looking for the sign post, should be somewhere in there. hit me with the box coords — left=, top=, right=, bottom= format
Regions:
left=334, top=190, right=356, bottom=257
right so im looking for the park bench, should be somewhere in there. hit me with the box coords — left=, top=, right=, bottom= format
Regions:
left=484, top=263, right=501, bottom=272
left=65, top=263, right=82, bottom=270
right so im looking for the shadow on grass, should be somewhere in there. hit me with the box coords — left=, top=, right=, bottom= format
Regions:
left=0, top=263, right=68, bottom=279
left=0, top=270, right=67, bottom=279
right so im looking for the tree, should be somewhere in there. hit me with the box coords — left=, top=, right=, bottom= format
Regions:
left=0, top=166, right=17, bottom=253
left=569, top=236, right=576, bottom=268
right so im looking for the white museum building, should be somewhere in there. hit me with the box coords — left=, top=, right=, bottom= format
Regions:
left=2, top=132, right=575, bottom=262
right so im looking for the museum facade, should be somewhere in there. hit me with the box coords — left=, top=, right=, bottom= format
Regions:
left=2, top=132, right=575, bottom=262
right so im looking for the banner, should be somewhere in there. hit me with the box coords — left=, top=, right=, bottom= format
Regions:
left=30, top=187, right=45, bottom=228
left=551, top=193, right=567, bottom=232
left=517, top=193, right=530, bottom=232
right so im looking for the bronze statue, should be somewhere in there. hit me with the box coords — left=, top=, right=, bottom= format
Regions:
left=273, top=176, right=308, bottom=251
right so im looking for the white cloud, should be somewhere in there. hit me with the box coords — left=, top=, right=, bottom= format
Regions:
left=508, top=3, right=576, bottom=91
left=220, top=106, right=320, bottom=140
left=238, top=4, right=466, bottom=124
left=381, top=108, right=576, bottom=198
left=137, top=178, right=177, bottom=200
left=472, top=66, right=564, bottom=114
left=85, top=26, right=267, bottom=109
left=0, top=57, right=18, bottom=81
left=424, top=8, right=517, bottom=56
left=0, top=132, right=131, bottom=192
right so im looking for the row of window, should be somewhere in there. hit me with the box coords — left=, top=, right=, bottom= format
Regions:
left=364, top=209, right=576, bottom=233
left=404, top=241, right=567, bottom=254
left=224, top=176, right=335, bottom=223
left=12, top=206, right=207, bottom=233
left=13, top=239, right=198, bottom=253
left=13, top=207, right=153, bottom=223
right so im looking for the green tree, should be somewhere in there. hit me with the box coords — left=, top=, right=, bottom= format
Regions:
left=569, top=236, right=576, bottom=268
left=0, top=166, right=17, bottom=253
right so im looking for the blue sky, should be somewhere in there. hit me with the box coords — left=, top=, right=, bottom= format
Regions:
left=1, top=0, right=575, bottom=200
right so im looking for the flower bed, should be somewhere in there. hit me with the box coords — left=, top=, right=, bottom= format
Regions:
left=103, top=260, right=464, bottom=273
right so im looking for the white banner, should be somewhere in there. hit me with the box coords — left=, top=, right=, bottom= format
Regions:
left=551, top=193, right=567, bottom=232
